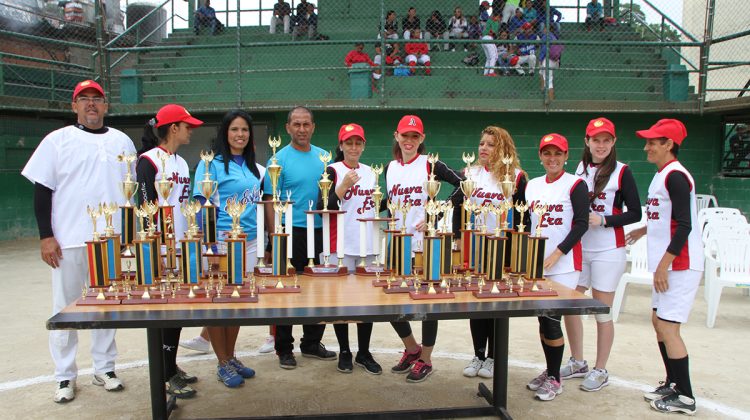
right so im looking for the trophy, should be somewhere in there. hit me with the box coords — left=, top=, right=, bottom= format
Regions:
left=438, top=200, right=455, bottom=277
left=100, top=202, right=122, bottom=281
left=516, top=202, right=558, bottom=297
left=154, top=151, right=175, bottom=244
left=179, top=200, right=203, bottom=284
left=269, top=200, right=292, bottom=277
left=386, top=200, right=413, bottom=278
left=266, top=136, right=283, bottom=201
left=459, top=152, right=477, bottom=271
left=509, top=201, right=530, bottom=275
left=419, top=154, right=447, bottom=286
left=318, top=150, right=333, bottom=210
left=85, top=204, right=110, bottom=287
left=198, top=150, right=219, bottom=251
left=224, top=196, right=247, bottom=285
left=356, top=164, right=393, bottom=276
left=133, top=203, right=159, bottom=286
left=118, top=153, right=138, bottom=257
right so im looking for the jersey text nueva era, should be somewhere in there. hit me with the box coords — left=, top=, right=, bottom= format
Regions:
left=386, top=154, right=430, bottom=242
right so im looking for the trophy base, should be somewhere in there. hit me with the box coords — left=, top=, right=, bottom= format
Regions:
left=168, top=295, right=214, bottom=304
left=76, top=297, right=121, bottom=306
left=213, top=295, right=259, bottom=303
left=517, top=288, right=558, bottom=297
left=255, top=266, right=296, bottom=276
left=257, top=285, right=301, bottom=294
left=355, top=265, right=389, bottom=276
left=382, top=286, right=413, bottom=294
left=472, top=287, right=519, bottom=299
left=409, top=288, right=455, bottom=300
left=121, top=297, right=169, bottom=305
left=303, top=265, right=348, bottom=276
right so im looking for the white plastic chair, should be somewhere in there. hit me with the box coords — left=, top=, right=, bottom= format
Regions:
left=703, top=224, right=750, bottom=301
left=612, top=236, right=651, bottom=322
left=705, top=236, right=750, bottom=328
left=695, top=194, right=717, bottom=213
left=698, top=207, right=743, bottom=231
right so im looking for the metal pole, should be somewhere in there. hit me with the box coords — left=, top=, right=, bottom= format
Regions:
left=94, top=0, right=108, bottom=95
left=629, top=0, right=633, bottom=26
left=544, top=0, right=550, bottom=105
left=699, top=0, right=716, bottom=114
left=379, top=0, right=386, bottom=106
left=236, top=0, right=242, bottom=106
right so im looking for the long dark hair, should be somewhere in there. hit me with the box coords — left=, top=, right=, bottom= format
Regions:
left=580, top=135, right=617, bottom=202
left=138, top=117, right=170, bottom=156
left=214, top=110, right=260, bottom=179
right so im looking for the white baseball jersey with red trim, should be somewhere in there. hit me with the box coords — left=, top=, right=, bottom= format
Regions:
left=526, top=172, right=584, bottom=275
left=467, top=166, right=522, bottom=233
left=386, top=154, right=429, bottom=242
left=139, top=146, right=191, bottom=241
left=645, top=160, right=703, bottom=272
left=575, top=161, right=627, bottom=252
left=329, top=161, right=376, bottom=255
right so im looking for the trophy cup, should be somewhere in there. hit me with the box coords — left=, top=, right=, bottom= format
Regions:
left=224, top=196, right=247, bottom=285
left=85, top=204, right=110, bottom=287
left=459, top=152, right=477, bottom=272
left=100, top=202, right=122, bottom=282
left=509, top=201, right=530, bottom=276
left=179, top=200, right=203, bottom=285
left=303, top=151, right=347, bottom=276
left=117, top=153, right=138, bottom=257
left=517, top=202, right=558, bottom=297
left=255, top=137, right=283, bottom=273
left=198, top=150, right=219, bottom=253
left=357, top=164, right=393, bottom=277
left=155, top=151, right=175, bottom=243
left=257, top=197, right=301, bottom=294
left=419, top=154, right=446, bottom=283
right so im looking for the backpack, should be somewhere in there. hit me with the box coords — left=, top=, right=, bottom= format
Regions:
left=393, top=65, right=411, bottom=76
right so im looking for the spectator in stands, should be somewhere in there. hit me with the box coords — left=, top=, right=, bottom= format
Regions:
left=425, top=10, right=448, bottom=51
left=467, top=15, right=482, bottom=51
left=345, top=42, right=375, bottom=68
left=728, top=125, right=750, bottom=169
left=404, top=28, right=431, bottom=75
left=194, top=0, right=222, bottom=35
left=478, top=1, right=490, bottom=28
left=496, top=30, right=513, bottom=75
left=522, top=0, right=538, bottom=30
left=513, top=22, right=537, bottom=75
left=548, top=5, right=563, bottom=35
left=538, top=25, right=561, bottom=100
left=481, top=11, right=501, bottom=76
left=373, top=43, right=402, bottom=80
left=448, top=7, right=469, bottom=52
left=508, top=8, right=525, bottom=36
left=380, top=10, right=399, bottom=40
left=493, top=0, right=517, bottom=24
left=270, top=0, right=291, bottom=34
left=293, top=3, right=317, bottom=40
left=295, top=0, right=310, bottom=18
left=586, top=0, right=605, bottom=31
left=402, top=7, right=421, bottom=40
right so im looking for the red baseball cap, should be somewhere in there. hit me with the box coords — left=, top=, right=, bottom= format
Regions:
left=481, top=1, right=489, bottom=7
left=586, top=117, right=616, bottom=137
left=155, top=104, right=204, bottom=128
left=338, top=123, right=366, bottom=143
left=396, top=115, right=424, bottom=135
left=522, top=22, right=532, bottom=30
left=539, top=133, right=568, bottom=152
left=72, top=79, right=105, bottom=100
left=636, top=119, right=687, bottom=145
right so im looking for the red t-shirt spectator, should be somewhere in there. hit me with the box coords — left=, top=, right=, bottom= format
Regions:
left=344, top=50, right=375, bottom=67
left=405, top=41, right=429, bottom=56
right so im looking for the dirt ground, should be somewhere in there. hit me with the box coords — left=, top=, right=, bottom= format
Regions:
left=1, top=238, right=748, bottom=420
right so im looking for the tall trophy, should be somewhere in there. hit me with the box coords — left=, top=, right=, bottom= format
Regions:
left=509, top=201, right=530, bottom=275
left=387, top=199, right=413, bottom=279
left=100, top=202, right=122, bottom=281
left=224, top=196, right=247, bottom=285
left=357, top=163, right=394, bottom=277
left=117, top=153, right=138, bottom=257
left=419, top=154, right=447, bottom=283
left=472, top=204, right=492, bottom=277
left=255, top=136, right=283, bottom=274
left=198, top=150, right=218, bottom=253
left=85, top=204, right=110, bottom=287
left=133, top=202, right=159, bottom=286
left=304, top=151, right=346, bottom=276
left=179, top=200, right=203, bottom=284
left=155, top=151, right=174, bottom=243
left=258, top=198, right=300, bottom=294
left=518, top=202, right=558, bottom=297
left=459, top=152, right=477, bottom=271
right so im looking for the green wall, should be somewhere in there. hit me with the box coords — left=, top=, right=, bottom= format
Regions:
left=0, top=110, right=736, bottom=241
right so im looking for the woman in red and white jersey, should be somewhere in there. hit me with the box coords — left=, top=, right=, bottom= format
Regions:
left=563, top=117, right=642, bottom=392
left=626, top=119, right=702, bottom=415
left=319, top=123, right=382, bottom=375
left=524, top=133, right=589, bottom=402
left=455, top=126, right=528, bottom=380
left=384, top=114, right=463, bottom=383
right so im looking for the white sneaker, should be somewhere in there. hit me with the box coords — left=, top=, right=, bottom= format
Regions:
left=180, top=336, right=211, bottom=354
left=54, top=380, right=75, bottom=403
left=463, top=356, right=482, bottom=377
left=478, top=357, right=494, bottom=378
left=258, top=335, right=275, bottom=354
left=92, top=371, right=124, bottom=391
left=527, top=370, right=549, bottom=391
left=535, top=376, right=563, bottom=401
left=560, top=356, right=589, bottom=379
left=580, top=368, right=609, bottom=392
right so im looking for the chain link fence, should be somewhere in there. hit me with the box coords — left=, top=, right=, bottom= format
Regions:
left=0, top=1, right=747, bottom=113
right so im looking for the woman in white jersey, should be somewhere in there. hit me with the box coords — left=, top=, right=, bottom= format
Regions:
left=524, top=133, right=589, bottom=402
left=562, top=117, right=642, bottom=392
left=626, top=119, right=702, bottom=415
left=192, top=110, right=264, bottom=389
left=457, top=126, right=528, bottom=379
left=136, top=104, right=203, bottom=399
left=385, top=114, right=464, bottom=383
left=319, top=123, right=382, bottom=375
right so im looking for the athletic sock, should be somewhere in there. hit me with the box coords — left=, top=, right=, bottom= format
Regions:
left=470, top=319, right=490, bottom=360
left=658, top=341, right=672, bottom=384
left=333, top=323, right=350, bottom=353
left=356, top=323, right=373, bottom=355
left=669, top=356, right=694, bottom=399
left=546, top=344, right=564, bottom=381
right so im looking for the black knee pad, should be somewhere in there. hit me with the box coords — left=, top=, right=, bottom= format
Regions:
left=539, top=316, right=563, bottom=340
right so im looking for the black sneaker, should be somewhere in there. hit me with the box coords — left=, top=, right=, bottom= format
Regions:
left=644, top=381, right=676, bottom=401
left=405, top=359, right=433, bottom=383
left=279, top=352, right=297, bottom=370
left=355, top=352, right=383, bottom=375
left=301, top=343, right=337, bottom=360
left=176, top=366, right=197, bottom=384
left=337, top=351, right=353, bottom=373
left=166, top=374, right=196, bottom=399
left=650, top=392, right=697, bottom=415
left=391, top=346, right=422, bottom=373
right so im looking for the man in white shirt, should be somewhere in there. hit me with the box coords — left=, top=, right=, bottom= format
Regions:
left=22, top=80, right=136, bottom=403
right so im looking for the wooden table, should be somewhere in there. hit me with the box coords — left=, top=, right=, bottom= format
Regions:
left=47, top=275, right=608, bottom=420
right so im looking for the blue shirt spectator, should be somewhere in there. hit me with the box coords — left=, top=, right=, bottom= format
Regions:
left=516, top=28, right=538, bottom=56
left=194, top=0, right=222, bottom=35
left=508, top=8, right=525, bottom=34
left=587, top=1, right=603, bottom=18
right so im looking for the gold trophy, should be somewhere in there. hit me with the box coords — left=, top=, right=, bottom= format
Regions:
left=100, top=202, right=122, bottom=281
left=224, top=196, right=248, bottom=285
left=85, top=204, right=110, bottom=288
left=459, top=152, right=477, bottom=271
left=267, top=136, right=283, bottom=201
left=509, top=201, right=531, bottom=275
left=356, top=163, right=391, bottom=276
left=371, top=164, right=384, bottom=216
left=118, top=153, right=138, bottom=257
left=180, top=200, right=203, bottom=285
left=198, top=150, right=219, bottom=249
left=318, top=150, right=333, bottom=210
left=532, top=202, right=549, bottom=237
left=155, top=151, right=175, bottom=243
left=180, top=199, right=201, bottom=240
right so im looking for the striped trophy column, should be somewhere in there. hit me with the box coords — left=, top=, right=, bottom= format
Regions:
left=180, top=238, right=203, bottom=284
left=86, top=239, right=110, bottom=287
left=226, top=238, right=246, bottom=285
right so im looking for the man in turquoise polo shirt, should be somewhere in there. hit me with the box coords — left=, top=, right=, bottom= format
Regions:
left=263, top=106, right=337, bottom=369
